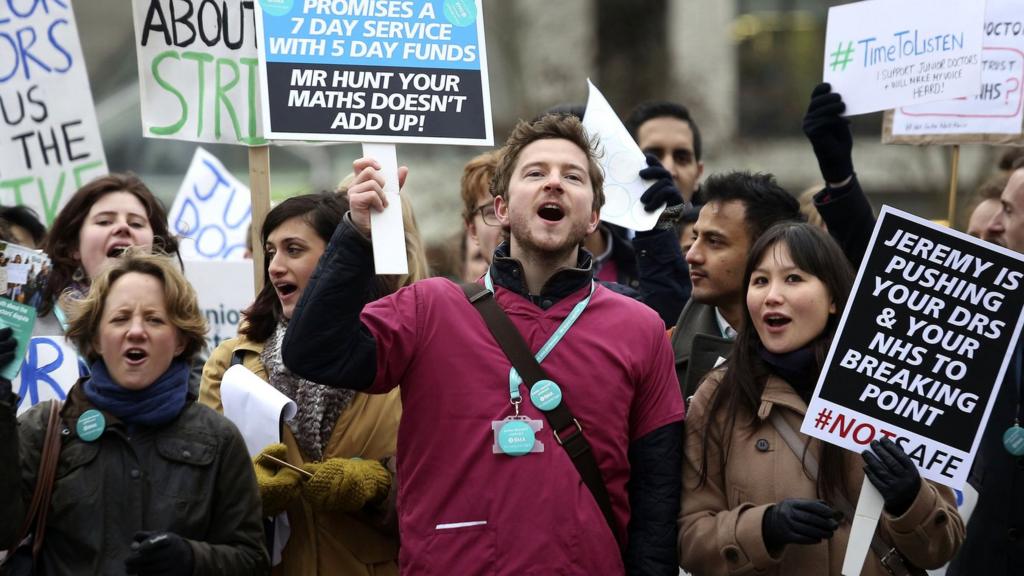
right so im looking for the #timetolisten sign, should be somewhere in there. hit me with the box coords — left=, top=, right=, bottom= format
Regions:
left=801, top=207, right=1024, bottom=489
left=255, top=0, right=492, bottom=145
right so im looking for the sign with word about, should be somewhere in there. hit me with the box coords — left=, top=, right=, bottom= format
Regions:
left=169, top=147, right=252, bottom=260
left=801, top=207, right=1024, bottom=489
left=183, top=258, right=255, bottom=350
left=14, top=335, right=83, bottom=416
left=132, top=0, right=266, bottom=145
left=886, top=0, right=1024, bottom=144
left=0, top=0, right=108, bottom=225
left=824, top=0, right=985, bottom=116
left=255, top=0, right=492, bottom=145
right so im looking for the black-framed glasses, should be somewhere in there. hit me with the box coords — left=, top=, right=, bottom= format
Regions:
left=472, top=204, right=500, bottom=226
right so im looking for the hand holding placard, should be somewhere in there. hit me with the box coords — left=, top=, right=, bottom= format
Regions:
left=862, top=437, right=922, bottom=516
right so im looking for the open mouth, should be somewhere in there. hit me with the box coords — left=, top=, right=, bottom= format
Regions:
left=763, top=314, right=791, bottom=328
left=537, top=203, right=565, bottom=222
left=124, top=348, right=147, bottom=362
left=275, top=283, right=298, bottom=297
left=106, top=245, right=130, bottom=258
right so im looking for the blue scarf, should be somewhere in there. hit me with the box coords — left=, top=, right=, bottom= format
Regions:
left=82, top=359, right=190, bottom=427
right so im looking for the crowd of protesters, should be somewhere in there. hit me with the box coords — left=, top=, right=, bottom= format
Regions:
left=0, top=81, right=1021, bottom=576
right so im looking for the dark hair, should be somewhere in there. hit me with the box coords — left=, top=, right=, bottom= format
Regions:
left=542, top=102, right=586, bottom=121
left=998, top=147, right=1024, bottom=171
left=699, top=222, right=854, bottom=501
left=41, top=173, right=179, bottom=316
left=491, top=113, right=605, bottom=211
left=0, top=205, right=46, bottom=245
left=240, top=192, right=347, bottom=343
left=626, top=101, right=703, bottom=161
left=701, top=171, right=802, bottom=240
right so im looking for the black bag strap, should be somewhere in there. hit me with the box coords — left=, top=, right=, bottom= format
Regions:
left=768, top=411, right=925, bottom=576
left=6, top=399, right=64, bottom=561
left=460, top=283, right=623, bottom=549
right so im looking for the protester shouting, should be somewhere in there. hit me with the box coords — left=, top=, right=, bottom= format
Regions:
left=282, top=114, right=684, bottom=575
left=679, top=222, right=963, bottom=576
left=201, top=191, right=427, bottom=575
left=0, top=251, right=268, bottom=575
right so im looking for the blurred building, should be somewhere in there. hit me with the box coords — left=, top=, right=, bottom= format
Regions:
left=81, top=0, right=1009, bottom=243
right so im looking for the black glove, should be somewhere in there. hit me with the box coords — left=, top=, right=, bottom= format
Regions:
left=802, top=82, right=854, bottom=183
left=862, top=437, right=921, bottom=516
left=638, top=153, right=685, bottom=232
left=0, top=327, right=16, bottom=399
left=762, top=498, right=840, bottom=551
left=124, top=531, right=195, bottom=576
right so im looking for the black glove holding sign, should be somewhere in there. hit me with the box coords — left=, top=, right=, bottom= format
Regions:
left=862, top=437, right=922, bottom=516
left=0, top=326, right=18, bottom=402
left=802, top=82, right=854, bottom=185
left=636, top=153, right=685, bottom=237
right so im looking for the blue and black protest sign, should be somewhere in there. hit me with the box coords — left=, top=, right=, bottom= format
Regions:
left=255, top=0, right=492, bottom=145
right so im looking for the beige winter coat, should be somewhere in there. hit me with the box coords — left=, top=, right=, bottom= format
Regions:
left=679, top=372, right=963, bottom=576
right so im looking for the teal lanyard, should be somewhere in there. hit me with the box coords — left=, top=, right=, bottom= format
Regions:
left=484, top=269, right=595, bottom=403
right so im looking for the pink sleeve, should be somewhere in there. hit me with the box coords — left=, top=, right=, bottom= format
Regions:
left=360, top=282, right=422, bottom=394
left=630, top=322, right=685, bottom=440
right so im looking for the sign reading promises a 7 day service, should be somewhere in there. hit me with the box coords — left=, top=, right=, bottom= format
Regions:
left=255, top=0, right=492, bottom=144
left=801, top=207, right=1024, bottom=489
left=0, top=1, right=107, bottom=224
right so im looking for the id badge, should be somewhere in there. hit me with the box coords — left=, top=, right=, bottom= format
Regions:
left=491, top=416, right=545, bottom=456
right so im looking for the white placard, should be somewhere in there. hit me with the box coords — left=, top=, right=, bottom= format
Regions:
left=0, top=0, right=108, bottom=225
left=221, top=364, right=297, bottom=457
left=893, top=0, right=1024, bottom=136
left=824, top=0, right=986, bottom=116
left=582, top=80, right=661, bottom=232
left=169, top=148, right=253, bottom=260
left=182, top=259, right=255, bottom=351
left=363, top=143, right=408, bottom=275
left=13, top=336, right=82, bottom=416
left=131, top=0, right=266, bottom=145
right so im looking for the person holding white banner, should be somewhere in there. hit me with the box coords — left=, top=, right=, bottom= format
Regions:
left=201, top=192, right=425, bottom=575
left=679, top=222, right=962, bottom=576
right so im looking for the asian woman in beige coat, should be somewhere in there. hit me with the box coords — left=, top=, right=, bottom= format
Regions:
left=679, top=222, right=963, bottom=576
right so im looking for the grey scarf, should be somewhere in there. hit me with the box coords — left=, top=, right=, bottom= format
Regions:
left=261, top=322, right=355, bottom=460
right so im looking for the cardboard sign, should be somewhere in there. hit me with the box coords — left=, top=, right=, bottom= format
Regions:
left=885, top=0, right=1024, bottom=145
left=823, top=0, right=985, bottom=116
left=255, top=0, right=492, bottom=145
left=801, top=206, right=1024, bottom=489
left=14, top=335, right=83, bottom=416
left=183, top=259, right=255, bottom=350
left=0, top=0, right=108, bottom=225
left=132, top=0, right=266, bottom=145
left=169, top=148, right=252, bottom=260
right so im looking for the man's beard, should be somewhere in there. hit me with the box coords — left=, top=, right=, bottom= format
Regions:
left=507, top=213, right=591, bottom=268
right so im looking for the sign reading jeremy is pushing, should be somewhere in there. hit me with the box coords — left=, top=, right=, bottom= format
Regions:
left=801, top=207, right=1024, bottom=489
left=255, top=0, right=492, bottom=145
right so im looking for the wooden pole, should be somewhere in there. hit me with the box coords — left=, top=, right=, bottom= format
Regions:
left=947, top=145, right=960, bottom=227
left=248, top=145, right=271, bottom=294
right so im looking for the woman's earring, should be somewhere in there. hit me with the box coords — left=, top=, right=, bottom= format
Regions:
left=71, top=266, right=86, bottom=283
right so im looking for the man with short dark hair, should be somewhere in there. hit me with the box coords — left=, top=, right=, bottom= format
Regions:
left=627, top=101, right=705, bottom=204
left=284, top=114, right=685, bottom=576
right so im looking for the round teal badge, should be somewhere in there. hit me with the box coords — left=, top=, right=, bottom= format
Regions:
left=498, top=420, right=535, bottom=457
left=258, top=0, right=293, bottom=17
left=530, top=379, right=562, bottom=412
left=1003, top=425, right=1024, bottom=456
left=443, top=0, right=476, bottom=27
left=77, top=409, right=106, bottom=442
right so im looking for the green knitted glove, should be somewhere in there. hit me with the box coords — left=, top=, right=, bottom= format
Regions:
left=253, top=443, right=303, bottom=516
left=301, top=458, right=391, bottom=512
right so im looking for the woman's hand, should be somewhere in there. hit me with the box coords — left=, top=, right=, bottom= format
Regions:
left=253, top=443, right=303, bottom=516
left=301, top=457, right=391, bottom=512
left=347, top=158, right=409, bottom=237
left=761, top=498, right=840, bottom=552
left=124, top=531, right=194, bottom=576
left=862, top=436, right=921, bottom=516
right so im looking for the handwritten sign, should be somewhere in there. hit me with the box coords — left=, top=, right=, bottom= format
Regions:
left=0, top=0, right=108, bottom=225
left=183, top=259, right=255, bottom=350
left=14, top=336, right=82, bottom=416
left=823, top=0, right=985, bottom=116
left=169, top=147, right=252, bottom=260
left=132, top=0, right=266, bottom=145
left=255, top=0, right=492, bottom=145
left=886, top=0, right=1024, bottom=144
left=801, top=207, right=1024, bottom=489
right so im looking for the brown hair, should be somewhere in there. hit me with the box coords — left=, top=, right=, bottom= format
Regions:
left=41, top=173, right=179, bottom=316
left=490, top=114, right=605, bottom=211
left=66, top=250, right=207, bottom=364
left=460, top=150, right=500, bottom=225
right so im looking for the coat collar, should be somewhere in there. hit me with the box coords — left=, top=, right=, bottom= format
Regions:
left=756, top=374, right=809, bottom=421
left=490, top=241, right=595, bottom=304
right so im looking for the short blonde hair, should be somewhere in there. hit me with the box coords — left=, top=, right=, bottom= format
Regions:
left=66, top=250, right=207, bottom=363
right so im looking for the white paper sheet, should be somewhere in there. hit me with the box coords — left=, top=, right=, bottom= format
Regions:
left=582, top=80, right=662, bottom=231
left=221, top=364, right=297, bottom=457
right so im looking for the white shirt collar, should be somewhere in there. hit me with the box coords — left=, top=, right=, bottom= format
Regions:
left=714, top=307, right=737, bottom=340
